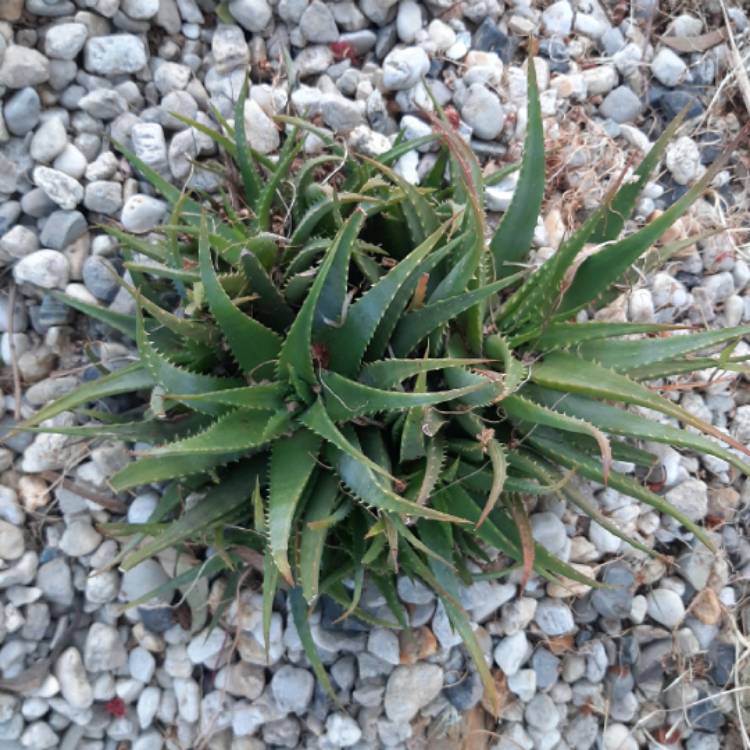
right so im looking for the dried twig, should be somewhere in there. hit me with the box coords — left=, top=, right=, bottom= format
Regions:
left=39, top=470, right=128, bottom=514
left=7, top=282, right=22, bottom=421
left=720, top=0, right=750, bottom=116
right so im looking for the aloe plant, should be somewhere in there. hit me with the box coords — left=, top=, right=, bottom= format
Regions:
left=24, top=69, right=750, bottom=702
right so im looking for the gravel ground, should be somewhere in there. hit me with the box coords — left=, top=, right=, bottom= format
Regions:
left=1, top=0, right=750, bottom=749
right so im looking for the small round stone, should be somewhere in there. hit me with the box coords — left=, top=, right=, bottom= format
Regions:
left=646, top=588, right=685, bottom=628
left=59, top=519, right=102, bottom=557
left=603, top=723, right=638, bottom=750
left=382, top=46, right=430, bottom=90
left=32, top=167, right=84, bottom=210
left=270, top=665, right=315, bottom=714
left=229, top=0, right=273, bottom=32
left=325, top=713, right=362, bottom=747
left=13, top=250, right=70, bottom=290
left=44, top=23, right=88, bottom=60
left=55, top=647, right=94, bottom=709
left=384, top=664, right=443, bottom=723
left=460, top=83, right=505, bottom=140
left=4, top=87, right=41, bottom=136
left=121, top=0, right=160, bottom=18
left=30, top=118, right=68, bottom=164
left=0, top=46, right=50, bottom=88
left=121, top=195, right=168, bottom=234
left=525, top=693, right=560, bottom=731
left=0, top=520, right=24, bottom=560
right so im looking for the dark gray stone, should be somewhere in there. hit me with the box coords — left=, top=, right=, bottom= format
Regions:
left=321, top=596, right=369, bottom=632
left=0, top=416, right=34, bottom=453
left=605, top=666, right=634, bottom=700
left=82, top=256, right=120, bottom=302
left=591, top=564, right=634, bottom=619
left=656, top=87, right=706, bottom=120
left=38, top=294, right=74, bottom=328
left=532, top=648, right=560, bottom=690
left=39, top=210, right=87, bottom=250
left=444, top=668, right=482, bottom=711
left=688, top=691, right=725, bottom=732
left=473, top=18, right=515, bottom=63
left=138, top=606, right=175, bottom=633
left=708, top=642, right=734, bottom=686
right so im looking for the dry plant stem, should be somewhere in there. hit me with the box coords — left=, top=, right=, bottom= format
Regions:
left=720, top=0, right=750, bottom=116
left=39, top=470, right=128, bottom=514
left=8, top=282, right=21, bottom=421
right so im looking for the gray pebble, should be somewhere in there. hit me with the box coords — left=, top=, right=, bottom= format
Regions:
left=39, top=210, right=87, bottom=251
left=4, top=87, right=41, bottom=136
left=534, top=599, right=575, bottom=636
left=599, top=85, right=642, bottom=123
left=0, top=46, right=50, bottom=88
left=84, top=34, right=148, bottom=75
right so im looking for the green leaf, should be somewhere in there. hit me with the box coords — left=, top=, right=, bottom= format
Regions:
left=300, top=474, right=339, bottom=603
left=137, top=313, right=242, bottom=416
left=528, top=434, right=716, bottom=551
left=365, top=242, right=458, bottom=362
left=509, top=451, right=656, bottom=558
left=103, top=225, right=168, bottom=263
left=19, top=363, right=154, bottom=429
left=111, top=451, right=246, bottom=491
left=320, top=370, right=496, bottom=421
left=362, top=357, right=489, bottom=389
left=147, top=409, right=280, bottom=457
left=326, top=220, right=453, bottom=376
left=558, top=139, right=741, bottom=314
left=512, top=321, right=684, bottom=350
left=531, top=352, right=750, bottom=460
left=233, top=76, right=263, bottom=213
left=416, top=521, right=497, bottom=705
left=300, top=399, right=396, bottom=482
left=574, top=326, right=750, bottom=374
left=122, top=461, right=260, bottom=568
left=288, top=587, right=337, bottom=700
left=167, top=383, right=286, bottom=411
left=392, top=277, right=518, bottom=356
left=256, top=130, right=303, bottom=231
left=590, top=108, right=687, bottom=243
left=289, top=197, right=339, bottom=249
left=627, top=355, right=750, bottom=381
left=476, top=439, right=506, bottom=528
left=199, top=215, right=282, bottom=376
left=370, top=573, right=409, bottom=629
left=125, top=280, right=216, bottom=345
left=415, top=437, right=446, bottom=507
left=51, top=291, right=136, bottom=338
left=169, top=112, right=238, bottom=159
left=363, top=156, right=439, bottom=244
left=378, top=135, right=439, bottom=165
left=331, top=442, right=466, bottom=523
left=399, top=365, right=428, bottom=462
left=239, top=251, right=294, bottom=332
left=523, top=384, right=750, bottom=475
left=27, top=413, right=212, bottom=444
left=268, top=429, right=322, bottom=585
left=503, top=394, right=612, bottom=481
left=489, top=57, right=545, bottom=278
left=497, top=203, right=603, bottom=330
left=484, top=334, right=527, bottom=396
left=278, top=211, right=366, bottom=392
left=125, top=262, right=199, bottom=285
